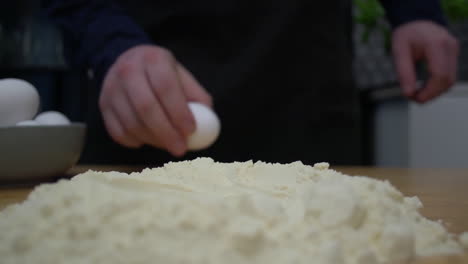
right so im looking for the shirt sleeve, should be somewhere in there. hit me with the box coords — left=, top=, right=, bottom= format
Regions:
left=379, top=0, right=447, bottom=29
left=41, top=0, right=152, bottom=84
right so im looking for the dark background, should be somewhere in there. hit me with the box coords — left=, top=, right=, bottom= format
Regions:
left=1, top=1, right=467, bottom=165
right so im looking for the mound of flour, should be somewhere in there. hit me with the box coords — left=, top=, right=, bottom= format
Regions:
left=0, top=158, right=466, bottom=264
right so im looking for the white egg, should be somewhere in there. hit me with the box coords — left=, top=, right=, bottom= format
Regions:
left=0, top=78, right=40, bottom=126
left=16, top=120, right=40, bottom=126
left=187, top=102, right=221, bottom=151
left=35, top=111, right=71, bottom=125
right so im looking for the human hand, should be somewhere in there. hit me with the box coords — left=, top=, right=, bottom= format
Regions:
left=392, top=21, right=460, bottom=103
left=99, top=45, right=213, bottom=157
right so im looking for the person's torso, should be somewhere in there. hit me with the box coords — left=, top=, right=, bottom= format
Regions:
left=84, top=0, right=362, bottom=165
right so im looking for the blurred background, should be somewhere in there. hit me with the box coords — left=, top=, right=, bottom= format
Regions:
left=1, top=0, right=467, bottom=168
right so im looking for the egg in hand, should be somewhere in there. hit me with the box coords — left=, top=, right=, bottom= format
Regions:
left=187, top=102, right=221, bottom=151
left=0, top=78, right=40, bottom=126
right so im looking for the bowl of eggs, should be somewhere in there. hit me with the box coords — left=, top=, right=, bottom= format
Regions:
left=0, top=78, right=86, bottom=183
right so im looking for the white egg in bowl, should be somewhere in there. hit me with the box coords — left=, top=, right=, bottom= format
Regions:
left=0, top=78, right=40, bottom=127
left=35, top=111, right=71, bottom=125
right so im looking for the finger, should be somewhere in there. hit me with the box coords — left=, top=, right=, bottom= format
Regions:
left=177, top=65, right=213, bottom=107
left=111, top=91, right=159, bottom=148
left=120, top=64, right=187, bottom=157
left=415, top=44, right=452, bottom=103
left=101, top=109, right=142, bottom=148
left=392, top=37, right=418, bottom=98
left=145, top=51, right=196, bottom=138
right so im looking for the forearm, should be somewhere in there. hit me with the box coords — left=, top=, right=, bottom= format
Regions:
left=380, top=0, right=447, bottom=28
left=42, top=0, right=151, bottom=83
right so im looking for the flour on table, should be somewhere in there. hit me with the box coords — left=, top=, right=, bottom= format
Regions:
left=0, top=158, right=465, bottom=264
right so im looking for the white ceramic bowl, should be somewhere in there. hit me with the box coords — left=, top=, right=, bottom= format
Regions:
left=0, top=123, right=86, bottom=183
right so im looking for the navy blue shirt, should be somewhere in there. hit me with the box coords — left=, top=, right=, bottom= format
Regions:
left=42, top=0, right=446, bottom=87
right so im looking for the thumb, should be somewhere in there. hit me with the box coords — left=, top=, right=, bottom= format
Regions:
left=177, top=65, right=213, bottom=107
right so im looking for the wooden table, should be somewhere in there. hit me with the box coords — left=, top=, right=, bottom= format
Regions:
left=1, top=166, right=467, bottom=234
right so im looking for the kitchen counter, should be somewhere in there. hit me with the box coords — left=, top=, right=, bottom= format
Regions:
left=1, top=165, right=467, bottom=235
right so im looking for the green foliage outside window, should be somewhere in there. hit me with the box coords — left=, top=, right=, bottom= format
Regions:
left=354, top=0, right=468, bottom=50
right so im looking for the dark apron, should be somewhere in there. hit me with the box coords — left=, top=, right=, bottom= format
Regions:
left=81, top=0, right=362, bottom=166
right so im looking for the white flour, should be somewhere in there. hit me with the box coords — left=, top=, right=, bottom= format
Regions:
left=0, top=158, right=465, bottom=264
